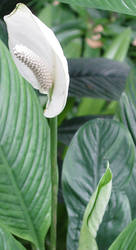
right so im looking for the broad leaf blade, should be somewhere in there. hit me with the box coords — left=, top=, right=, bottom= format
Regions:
left=109, top=219, right=136, bottom=250
left=125, top=167, right=136, bottom=219
left=62, top=118, right=135, bottom=250
left=58, top=115, right=113, bottom=145
left=0, top=226, right=26, bottom=250
left=59, top=0, right=136, bottom=16
left=78, top=166, right=112, bottom=250
left=97, top=191, right=132, bottom=250
left=0, top=39, right=51, bottom=249
left=68, top=58, right=130, bottom=100
left=117, top=70, right=136, bottom=145
left=116, top=69, right=136, bottom=221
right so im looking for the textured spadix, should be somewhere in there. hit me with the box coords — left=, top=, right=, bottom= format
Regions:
left=4, top=3, right=69, bottom=118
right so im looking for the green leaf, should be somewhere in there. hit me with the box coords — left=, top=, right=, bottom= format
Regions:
left=0, top=226, right=26, bottom=250
left=109, top=219, right=136, bottom=250
left=117, top=69, right=136, bottom=145
left=59, top=0, right=136, bottom=16
left=62, top=38, right=82, bottom=58
left=78, top=166, right=112, bottom=250
left=58, top=115, right=113, bottom=145
left=97, top=191, right=132, bottom=250
left=62, top=118, right=135, bottom=250
left=0, top=39, right=51, bottom=249
left=68, top=58, right=130, bottom=100
left=38, top=3, right=76, bottom=28
left=116, top=69, right=136, bottom=239
left=0, top=20, right=8, bottom=46
left=104, top=28, right=131, bottom=62
left=77, top=98, right=106, bottom=116
left=58, top=97, right=75, bottom=126
left=125, top=167, right=136, bottom=219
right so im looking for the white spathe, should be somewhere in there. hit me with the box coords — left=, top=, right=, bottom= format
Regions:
left=4, top=3, right=69, bottom=118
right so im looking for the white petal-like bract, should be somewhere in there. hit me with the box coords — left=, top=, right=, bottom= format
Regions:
left=4, top=3, right=69, bottom=118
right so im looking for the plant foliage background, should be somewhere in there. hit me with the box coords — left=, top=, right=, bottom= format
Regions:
left=1, top=0, right=136, bottom=250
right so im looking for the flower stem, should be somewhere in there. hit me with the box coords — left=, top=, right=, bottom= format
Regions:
left=49, top=117, right=58, bottom=250
left=31, top=243, right=45, bottom=250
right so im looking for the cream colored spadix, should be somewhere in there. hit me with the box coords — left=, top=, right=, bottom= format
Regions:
left=4, top=3, right=69, bottom=118
left=13, top=44, right=53, bottom=94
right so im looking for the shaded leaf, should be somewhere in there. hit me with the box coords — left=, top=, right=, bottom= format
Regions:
left=58, top=115, right=113, bottom=145
left=68, top=58, right=130, bottom=100
left=117, top=69, right=136, bottom=145
left=125, top=166, right=136, bottom=219
left=97, top=191, right=132, bottom=250
left=0, top=20, right=8, bottom=46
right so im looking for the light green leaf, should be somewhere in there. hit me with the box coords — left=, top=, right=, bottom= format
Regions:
left=104, top=28, right=131, bottom=62
left=63, top=38, right=82, bottom=58
left=0, top=39, right=51, bottom=249
left=78, top=166, right=112, bottom=250
left=58, top=0, right=136, bottom=16
left=76, top=98, right=106, bottom=116
left=109, top=219, right=136, bottom=250
left=0, top=226, right=26, bottom=250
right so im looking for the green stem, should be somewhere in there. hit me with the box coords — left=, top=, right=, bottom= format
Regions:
left=31, top=244, right=45, bottom=250
left=49, top=117, right=58, bottom=250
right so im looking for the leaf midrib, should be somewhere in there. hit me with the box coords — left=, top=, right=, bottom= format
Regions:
left=0, top=146, right=43, bottom=249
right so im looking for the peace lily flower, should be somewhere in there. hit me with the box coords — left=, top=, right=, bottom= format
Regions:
left=4, top=3, right=69, bottom=118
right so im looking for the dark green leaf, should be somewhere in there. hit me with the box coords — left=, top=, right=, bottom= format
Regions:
left=59, top=0, right=136, bottom=16
left=0, top=20, right=8, bottom=46
left=125, top=167, right=136, bottom=219
left=68, top=58, right=130, bottom=100
left=97, top=192, right=132, bottom=250
left=62, top=118, right=135, bottom=250
left=117, top=70, right=136, bottom=145
left=58, top=115, right=113, bottom=145
left=116, top=69, right=136, bottom=228
left=0, top=39, right=51, bottom=249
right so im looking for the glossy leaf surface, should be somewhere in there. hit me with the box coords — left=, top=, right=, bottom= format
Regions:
left=62, top=118, right=135, bottom=250
left=59, top=0, right=136, bottom=16
left=97, top=191, right=132, bottom=250
left=0, top=39, right=51, bottom=249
